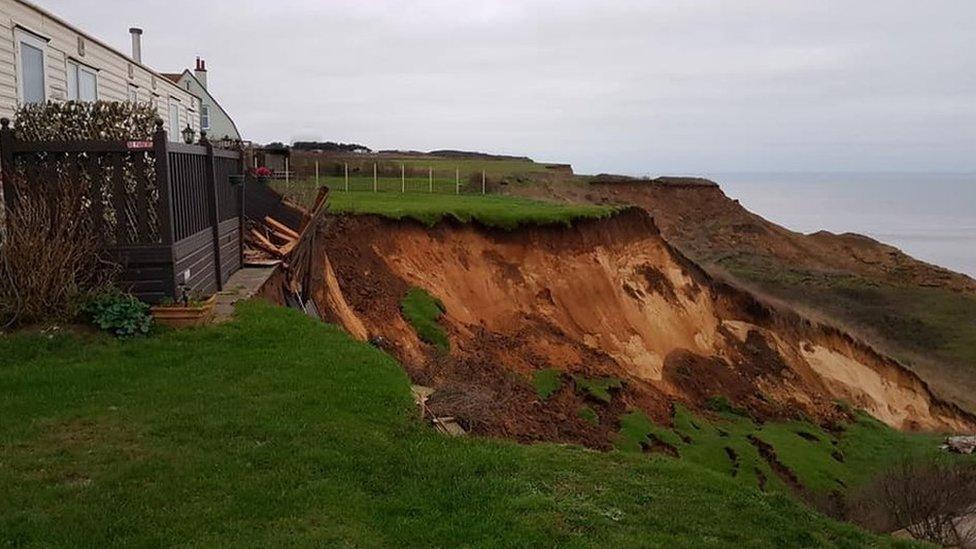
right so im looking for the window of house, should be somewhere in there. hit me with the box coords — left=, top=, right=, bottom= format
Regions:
left=16, top=30, right=47, bottom=104
left=127, top=84, right=138, bottom=103
left=66, top=60, right=98, bottom=102
left=168, top=97, right=181, bottom=140
left=200, top=105, right=210, bottom=131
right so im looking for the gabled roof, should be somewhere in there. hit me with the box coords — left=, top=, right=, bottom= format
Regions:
left=168, top=69, right=242, bottom=139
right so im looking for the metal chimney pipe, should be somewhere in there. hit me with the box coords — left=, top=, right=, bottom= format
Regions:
left=129, top=27, right=143, bottom=63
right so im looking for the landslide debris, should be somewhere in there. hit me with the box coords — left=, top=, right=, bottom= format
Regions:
left=312, top=208, right=974, bottom=450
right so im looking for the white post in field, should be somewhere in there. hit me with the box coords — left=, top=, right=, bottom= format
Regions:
left=344, top=163, right=349, bottom=192
left=455, top=167, right=460, bottom=194
left=373, top=163, right=377, bottom=192
left=482, top=170, right=486, bottom=195
left=401, top=163, right=405, bottom=193
left=315, top=160, right=320, bottom=186
left=429, top=167, right=433, bottom=193
left=285, top=157, right=290, bottom=192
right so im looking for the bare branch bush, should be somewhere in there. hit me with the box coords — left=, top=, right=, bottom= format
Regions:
left=848, top=459, right=976, bottom=546
left=1, top=174, right=116, bottom=326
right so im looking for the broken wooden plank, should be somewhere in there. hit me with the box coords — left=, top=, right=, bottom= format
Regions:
left=248, top=228, right=284, bottom=258
left=264, top=216, right=300, bottom=240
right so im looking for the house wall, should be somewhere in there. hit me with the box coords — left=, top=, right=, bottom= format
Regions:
left=0, top=0, right=200, bottom=138
left=176, top=72, right=240, bottom=141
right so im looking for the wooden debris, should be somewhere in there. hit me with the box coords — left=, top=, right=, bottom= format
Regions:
left=264, top=216, right=300, bottom=240
left=248, top=228, right=285, bottom=258
left=943, top=436, right=976, bottom=454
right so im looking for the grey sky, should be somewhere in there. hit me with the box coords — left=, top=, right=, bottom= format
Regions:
left=36, top=0, right=976, bottom=175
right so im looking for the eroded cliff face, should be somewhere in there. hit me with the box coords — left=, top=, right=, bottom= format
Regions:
left=312, top=209, right=973, bottom=446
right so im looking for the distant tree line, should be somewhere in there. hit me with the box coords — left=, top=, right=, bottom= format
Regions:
left=292, top=141, right=372, bottom=153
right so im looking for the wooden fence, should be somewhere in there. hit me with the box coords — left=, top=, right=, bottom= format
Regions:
left=0, top=119, right=245, bottom=303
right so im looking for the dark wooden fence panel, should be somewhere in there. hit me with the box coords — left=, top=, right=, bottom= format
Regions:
left=218, top=218, right=241, bottom=283
left=0, top=119, right=243, bottom=303
left=244, top=180, right=305, bottom=231
left=110, top=245, right=174, bottom=304
left=214, top=153, right=240, bottom=222
left=172, top=227, right=218, bottom=298
left=168, top=148, right=211, bottom=243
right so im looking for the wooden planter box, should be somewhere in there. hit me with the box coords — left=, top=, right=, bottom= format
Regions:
left=151, top=295, right=217, bottom=329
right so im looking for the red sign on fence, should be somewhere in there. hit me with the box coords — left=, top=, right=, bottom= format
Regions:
left=126, top=140, right=153, bottom=150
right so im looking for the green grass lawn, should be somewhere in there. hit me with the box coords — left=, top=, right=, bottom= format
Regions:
left=0, top=302, right=910, bottom=547
left=292, top=155, right=558, bottom=181
left=273, top=181, right=617, bottom=230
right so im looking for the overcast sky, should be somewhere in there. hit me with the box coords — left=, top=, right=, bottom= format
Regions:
left=36, top=0, right=976, bottom=175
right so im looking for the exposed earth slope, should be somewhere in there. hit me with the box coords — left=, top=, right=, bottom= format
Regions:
left=316, top=208, right=973, bottom=448
left=507, top=177, right=976, bottom=413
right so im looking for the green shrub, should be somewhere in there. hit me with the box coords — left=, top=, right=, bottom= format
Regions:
left=532, top=369, right=563, bottom=399
left=84, top=292, right=153, bottom=338
left=400, top=288, right=449, bottom=351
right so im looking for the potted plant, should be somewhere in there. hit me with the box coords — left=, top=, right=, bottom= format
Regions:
left=250, top=166, right=273, bottom=184
left=150, top=284, right=217, bottom=328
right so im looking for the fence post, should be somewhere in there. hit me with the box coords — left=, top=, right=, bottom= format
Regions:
left=344, top=162, right=349, bottom=192
left=238, top=143, right=246, bottom=269
left=482, top=170, right=486, bottom=195
left=456, top=167, right=459, bottom=195
left=429, top=167, right=433, bottom=193
left=152, top=120, right=178, bottom=300
left=401, top=163, right=405, bottom=193
left=373, top=162, right=377, bottom=192
left=0, top=118, right=16, bottom=216
left=315, top=160, right=319, bottom=187
left=202, top=131, right=223, bottom=292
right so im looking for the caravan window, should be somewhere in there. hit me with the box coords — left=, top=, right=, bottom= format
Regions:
left=16, top=30, right=47, bottom=104
left=67, top=61, right=98, bottom=101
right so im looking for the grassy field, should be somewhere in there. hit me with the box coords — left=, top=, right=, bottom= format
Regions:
left=272, top=181, right=618, bottom=230
left=0, top=302, right=910, bottom=547
left=282, top=176, right=476, bottom=195
left=289, top=153, right=560, bottom=181
left=615, top=406, right=944, bottom=497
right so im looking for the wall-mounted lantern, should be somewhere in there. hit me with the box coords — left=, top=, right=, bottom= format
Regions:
left=181, top=124, right=195, bottom=144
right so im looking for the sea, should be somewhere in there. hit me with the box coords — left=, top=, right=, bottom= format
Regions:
left=697, top=172, right=976, bottom=279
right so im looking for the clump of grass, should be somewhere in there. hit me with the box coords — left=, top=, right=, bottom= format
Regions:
left=400, top=287, right=449, bottom=352
left=615, top=410, right=685, bottom=453
left=578, top=406, right=599, bottom=425
left=572, top=375, right=623, bottom=403
left=531, top=369, right=562, bottom=400
left=704, top=396, right=748, bottom=417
